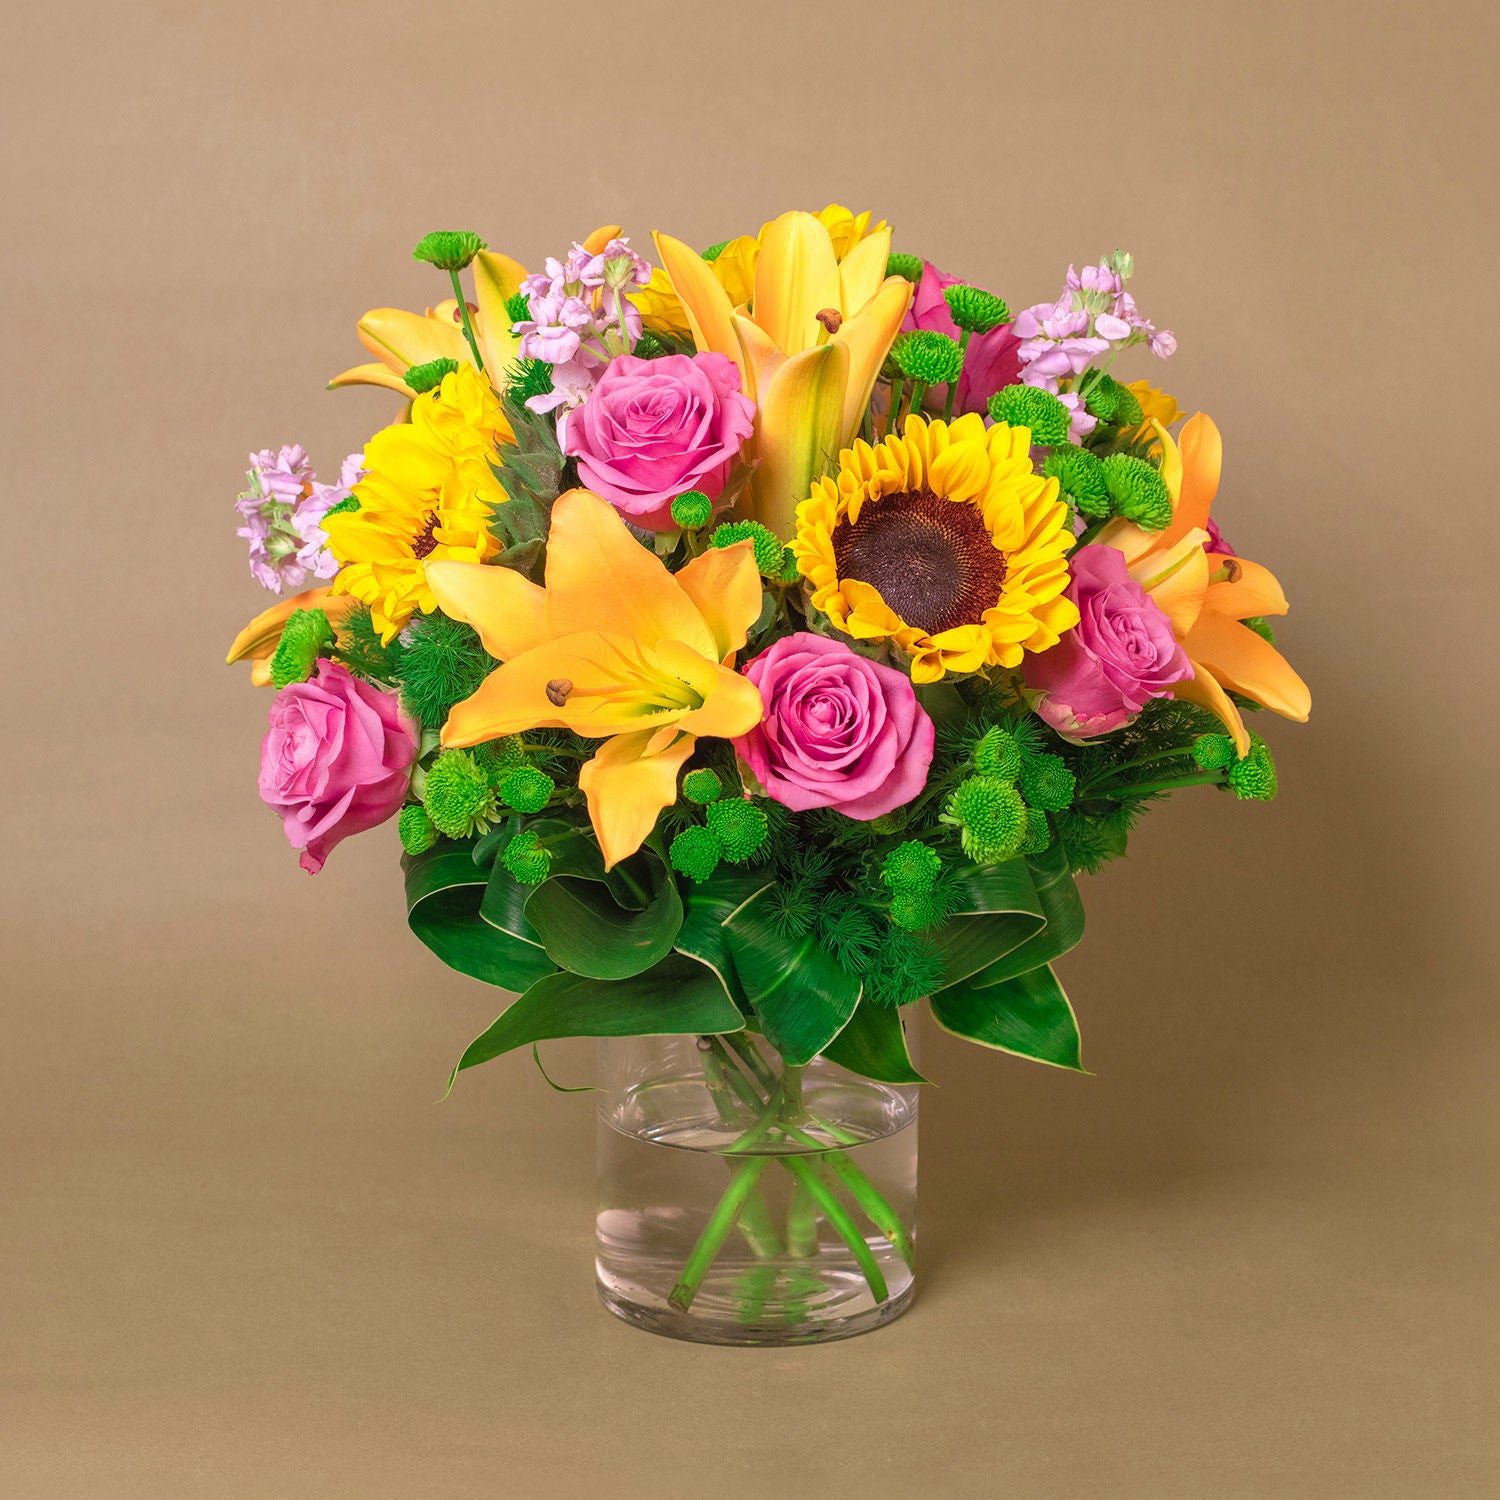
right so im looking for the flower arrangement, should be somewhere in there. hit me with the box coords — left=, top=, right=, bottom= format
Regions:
left=227, top=211, right=1309, bottom=1334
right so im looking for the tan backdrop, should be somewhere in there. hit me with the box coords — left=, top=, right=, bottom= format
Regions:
left=4, top=1, right=1497, bottom=1495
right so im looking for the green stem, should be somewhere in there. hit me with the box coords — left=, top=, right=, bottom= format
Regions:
left=721, top=1032, right=777, bottom=1093
left=736, top=1184, right=786, bottom=1259
left=448, top=269, right=485, bottom=373
left=887, top=376, right=905, bottom=436
left=908, top=381, right=927, bottom=418
left=821, top=1153, right=915, bottom=1266
left=781, top=1158, right=888, bottom=1303
left=668, top=1155, right=771, bottom=1311
left=786, top=1177, right=818, bottom=1258
left=1096, top=770, right=1226, bottom=799
left=1080, top=747, right=1197, bottom=795
left=943, top=329, right=972, bottom=421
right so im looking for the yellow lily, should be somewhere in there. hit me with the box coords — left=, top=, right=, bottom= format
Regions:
left=426, top=489, right=764, bottom=868
left=329, top=226, right=624, bottom=395
left=653, top=210, right=912, bottom=538
left=225, top=586, right=362, bottom=686
left=1099, top=414, right=1311, bottom=754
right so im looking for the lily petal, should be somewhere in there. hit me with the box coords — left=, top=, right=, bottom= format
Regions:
left=425, top=559, right=549, bottom=661
left=542, top=490, right=716, bottom=660
left=837, top=226, right=892, bottom=314
left=753, top=211, right=841, bottom=357
left=1204, top=555, right=1289, bottom=618
left=327, top=362, right=416, bottom=395
left=752, top=341, right=851, bottom=540
left=472, top=250, right=527, bottom=377
left=1171, top=663, right=1251, bottom=757
left=652, top=231, right=742, bottom=373
left=1182, top=610, right=1312, bottom=723
left=675, top=542, right=764, bottom=659
left=731, top=313, right=787, bottom=408
left=356, top=308, right=469, bottom=371
left=659, top=646, right=764, bottom=740
left=829, top=276, right=913, bottom=442
left=1170, top=413, right=1222, bottom=544
left=226, top=587, right=359, bottom=664
left=582, top=225, right=625, bottom=255
left=578, top=729, right=697, bottom=870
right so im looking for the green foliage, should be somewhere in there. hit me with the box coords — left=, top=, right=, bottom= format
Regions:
left=501, top=830, right=552, bottom=885
left=269, top=607, right=335, bottom=689
left=497, top=766, right=555, bottom=814
left=412, top=230, right=486, bottom=271
left=892, top=329, right=965, bottom=386
left=631, top=330, right=672, bottom=359
left=943, top=284, right=1010, bottom=334
left=670, top=489, right=713, bottom=529
left=423, top=750, right=498, bottom=839
left=1243, top=615, right=1276, bottom=643
left=988, top=385, right=1071, bottom=446
left=888, top=888, right=954, bottom=932
left=705, top=799, right=769, bottom=863
left=335, top=605, right=403, bottom=683
left=881, top=841, right=943, bottom=894
left=710, top=519, right=784, bottom=577
left=701, top=240, right=732, bottom=262
left=669, top=825, right=722, bottom=883
left=885, top=252, right=925, bottom=283
left=1043, top=443, right=1110, bottom=519
left=323, top=495, right=360, bottom=519
left=1018, top=752, right=1077, bottom=812
left=816, top=897, right=880, bottom=975
left=398, top=804, right=438, bottom=856
left=404, top=358, right=459, bottom=394
left=1101, top=453, right=1172, bottom=530
left=1054, top=801, right=1140, bottom=875
left=398, top=612, right=496, bottom=729
left=506, top=357, right=555, bottom=407
left=863, top=929, right=944, bottom=1009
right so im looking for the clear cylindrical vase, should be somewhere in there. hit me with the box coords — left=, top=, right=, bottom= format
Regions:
left=595, top=1027, right=919, bottom=1346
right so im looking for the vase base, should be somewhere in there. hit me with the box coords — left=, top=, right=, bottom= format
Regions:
left=595, top=1268, right=916, bottom=1347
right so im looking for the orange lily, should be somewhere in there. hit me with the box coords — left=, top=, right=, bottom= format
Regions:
left=329, top=226, right=624, bottom=395
left=653, top=211, right=912, bottom=538
left=1098, top=414, right=1311, bottom=754
left=225, top=587, right=362, bottom=686
left=426, top=490, right=764, bottom=868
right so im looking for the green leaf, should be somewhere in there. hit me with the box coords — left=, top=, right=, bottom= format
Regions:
left=405, top=843, right=556, bottom=993
left=448, top=952, right=744, bottom=1087
left=929, top=963, right=1084, bottom=1071
left=965, top=842, right=1086, bottom=988
left=925, top=858, right=1046, bottom=990
left=673, top=867, right=770, bottom=1010
left=722, top=888, right=861, bottom=1065
left=523, top=849, right=683, bottom=980
left=821, top=1001, right=928, bottom=1084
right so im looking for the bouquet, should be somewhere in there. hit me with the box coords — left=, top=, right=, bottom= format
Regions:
left=228, top=208, right=1310, bottom=1341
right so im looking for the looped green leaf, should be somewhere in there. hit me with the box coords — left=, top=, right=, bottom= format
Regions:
left=672, top=867, right=770, bottom=1011
left=964, top=842, right=1086, bottom=988
left=447, top=952, right=744, bottom=1090
left=924, top=857, right=1046, bottom=990
left=722, top=888, right=861, bottom=1066
left=523, top=846, right=683, bottom=980
left=821, top=1001, right=928, bottom=1084
left=404, top=842, right=556, bottom=993
left=929, top=962, right=1084, bottom=1072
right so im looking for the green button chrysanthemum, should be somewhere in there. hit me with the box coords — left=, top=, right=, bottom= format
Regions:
left=412, top=231, right=487, bottom=272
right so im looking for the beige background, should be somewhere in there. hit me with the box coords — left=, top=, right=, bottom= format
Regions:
left=4, top=1, right=1497, bottom=1495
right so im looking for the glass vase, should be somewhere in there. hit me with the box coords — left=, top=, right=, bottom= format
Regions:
left=595, top=1026, right=919, bottom=1346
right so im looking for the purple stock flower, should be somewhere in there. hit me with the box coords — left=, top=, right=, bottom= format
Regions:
left=234, top=446, right=356, bottom=593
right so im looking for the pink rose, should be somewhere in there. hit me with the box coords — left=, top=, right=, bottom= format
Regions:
left=258, top=661, right=419, bottom=873
left=734, top=633, right=935, bottom=820
left=903, top=260, right=1023, bottom=416
left=1024, top=545, right=1193, bottom=740
left=560, top=352, right=756, bottom=530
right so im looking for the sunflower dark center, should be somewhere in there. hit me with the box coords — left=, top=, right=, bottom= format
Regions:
left=831, top=488, right=1007, bottom=636
left=411, top=512, right=440, bottom=559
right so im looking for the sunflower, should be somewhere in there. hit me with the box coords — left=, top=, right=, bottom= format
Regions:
left=323, top=365, right=511, bottom=642
left=792, top=413, right=1079, bottom=683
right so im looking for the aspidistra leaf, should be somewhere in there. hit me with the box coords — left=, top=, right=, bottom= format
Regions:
left=929, top=962, right=1084, bottom=1072
left=821, top=1001, right=928, bottom=1084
